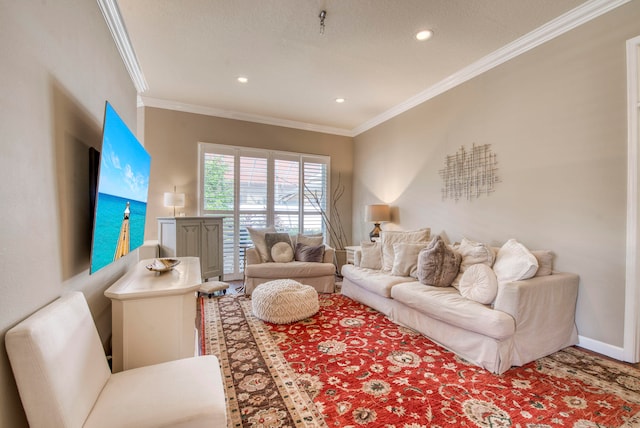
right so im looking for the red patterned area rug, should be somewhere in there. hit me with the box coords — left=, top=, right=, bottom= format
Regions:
left=200, top=293, right=640, bottom=428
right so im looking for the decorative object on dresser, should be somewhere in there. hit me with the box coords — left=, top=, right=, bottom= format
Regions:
left=157, top=216, right=224, bottom=281
left=364, top=203, right=391, bottom=241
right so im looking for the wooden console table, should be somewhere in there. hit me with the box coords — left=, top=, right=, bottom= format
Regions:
left=104, top=257, right=201, bottom=372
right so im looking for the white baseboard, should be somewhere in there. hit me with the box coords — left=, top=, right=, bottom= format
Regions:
left=577, top=335, right=625, bottom=361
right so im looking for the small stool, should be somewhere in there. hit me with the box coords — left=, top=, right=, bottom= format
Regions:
left=251, top=279, right=319, bottom=324
left=198, top=281, right=229, bottom=298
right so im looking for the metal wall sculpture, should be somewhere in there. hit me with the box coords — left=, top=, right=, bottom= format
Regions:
left=439, top=144, right=500, bottom=201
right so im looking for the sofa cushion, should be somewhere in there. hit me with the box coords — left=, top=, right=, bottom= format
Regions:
left=417, top=236, right=460, bottom=287
left=391, top=243, right=427, bottom=277
left=458, top=263, right=498, bottom=304
left=245, top=261, right=335, bottom=279
left=341, top=264, right=416, bottom=298
left=294, top=243, right=325, bottom=263
left=452, top=238, right=495, bottom=287
left=265, top=233, right=293, bottom=262
left=247, top=226, right=277, bottom=262
left=380, top=228, right=431, bottom=272
left=493, top=239, right=538, bottom=283
left=390, top=282, right=515, bottom=340
left=360, top=241, right=382, bottom=270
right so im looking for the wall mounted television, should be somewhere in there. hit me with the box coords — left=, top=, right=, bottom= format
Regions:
left=90, top=101, right=151, bottom=274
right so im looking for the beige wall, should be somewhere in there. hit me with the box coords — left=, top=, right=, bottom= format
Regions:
left=353, top=2, right=640, bottom=352
left=0, top=2, right=138, bottom=426
left=141, top=107, right=354, bottom=244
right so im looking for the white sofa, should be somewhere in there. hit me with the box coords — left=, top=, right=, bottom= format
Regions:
left=341, top=242, right=579, bottom=375
left=5, top=291, right=227, bottom=427
left=244, top=245, right=336, bottom=295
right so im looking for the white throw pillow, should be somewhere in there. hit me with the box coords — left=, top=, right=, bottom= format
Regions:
left=493, top=239, right=539, bottom=283
left=452, top=238, right=495, bottom=287
left=271, top=242, right=294, bottom=263
left=247, top=226, right=277, bottom=262
left=458, top=264, right=498, bottom=304
left=391, top=243, right=427, bottom=277
left=360, top=241, right=382, bottom=270
left=380, top=228, right=430, bottom=272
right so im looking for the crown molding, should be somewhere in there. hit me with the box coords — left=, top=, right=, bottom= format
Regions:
left=139, top=96, right=355, bottom=137
left=352, top=0, right=630, bottom=136
left=97, top=0, right=148, bottom=93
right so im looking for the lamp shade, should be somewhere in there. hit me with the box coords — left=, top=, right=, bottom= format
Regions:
left=364, top=204, right=390, bottom=223
left=164, top=192, right=185, bottom=208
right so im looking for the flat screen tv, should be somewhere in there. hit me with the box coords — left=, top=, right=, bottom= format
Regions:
left=90, top=101, right=151, bottom=274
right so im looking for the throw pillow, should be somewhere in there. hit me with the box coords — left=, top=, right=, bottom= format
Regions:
left=247, top=225, right=277, bottom=262
left=391, top=243, right=428, bottom=277
left=380, top=228, right=431, bottom=272
left=532, top=250, right=554, bottom=276
left=452, top=238, right=495, bottom=287
left=264, top=232, right=293, bottom=262
left=295, top=234, right=324, bottom=247
left=360, top=241, right=382, bottom=270
left=417, top=236, right=461, bottom=287
left=493, top=239, right=539, bottom=283
left=294, top=243, right=325, bottom=263
left=458, top=263, right=498, bottom=304
left=271, top=242, right=294, bottom=263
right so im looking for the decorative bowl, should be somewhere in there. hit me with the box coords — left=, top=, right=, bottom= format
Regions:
left=146, top=258, right=181, bottom=272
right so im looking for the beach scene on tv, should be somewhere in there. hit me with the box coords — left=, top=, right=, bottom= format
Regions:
left=91, top=103, right=151, bottom=274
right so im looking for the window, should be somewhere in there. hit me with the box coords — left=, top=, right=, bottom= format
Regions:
left=199, top=143, right=330, bottom=279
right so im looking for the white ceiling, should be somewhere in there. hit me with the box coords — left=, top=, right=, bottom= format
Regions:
left=117, top=0, right=608, bottom=136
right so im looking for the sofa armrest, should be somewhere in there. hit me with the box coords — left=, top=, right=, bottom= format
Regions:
left=323, top=245, right=335, bottom=264
left=245, top=247, right=262, bottom=265
left=493, top=272, right=579, bottom=321
left=353, top=249, right=362, bottom=267
left=493, top=272, right=579, bottom=361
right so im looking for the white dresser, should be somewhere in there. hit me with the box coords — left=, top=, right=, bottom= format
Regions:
left=105, top=257, right=201, bottom=372
left=157, top=216, right=224, bottom=281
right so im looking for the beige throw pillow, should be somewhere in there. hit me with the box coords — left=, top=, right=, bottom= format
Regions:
left=459, top=263, right=498, bottom=304
left=493, top=239, right=539, bottom=283
left=360, top=241, right=382, bottom=270
left=452, top=238, right=495, bottom=287
left=380, top=228, right=430, bottom=272
left=247, top=225, right=277, bottom=262
left=532, top=250, right=554, bottom=276
left=391, top=243, right=427, bottom=277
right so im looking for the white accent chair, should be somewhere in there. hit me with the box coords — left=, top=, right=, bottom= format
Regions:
left=5, top=291, right=226, bottom=428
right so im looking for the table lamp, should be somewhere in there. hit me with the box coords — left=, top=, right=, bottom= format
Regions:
left=164, top=186, right=185, bottom=216
left=365, top=204, right=390, bottom=241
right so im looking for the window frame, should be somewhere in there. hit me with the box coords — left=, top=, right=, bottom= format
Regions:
left=197, top=142, right=331, bottom=279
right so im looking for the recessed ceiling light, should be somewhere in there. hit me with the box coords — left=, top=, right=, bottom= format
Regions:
left=335, top=98, right=345, bottom=103
left=415, top=30, right=433, bottom=41
left=237, top=76, right=248, bottom=83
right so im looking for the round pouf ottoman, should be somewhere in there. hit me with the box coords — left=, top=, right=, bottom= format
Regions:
left=252, top=279, right=319, bottom=324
